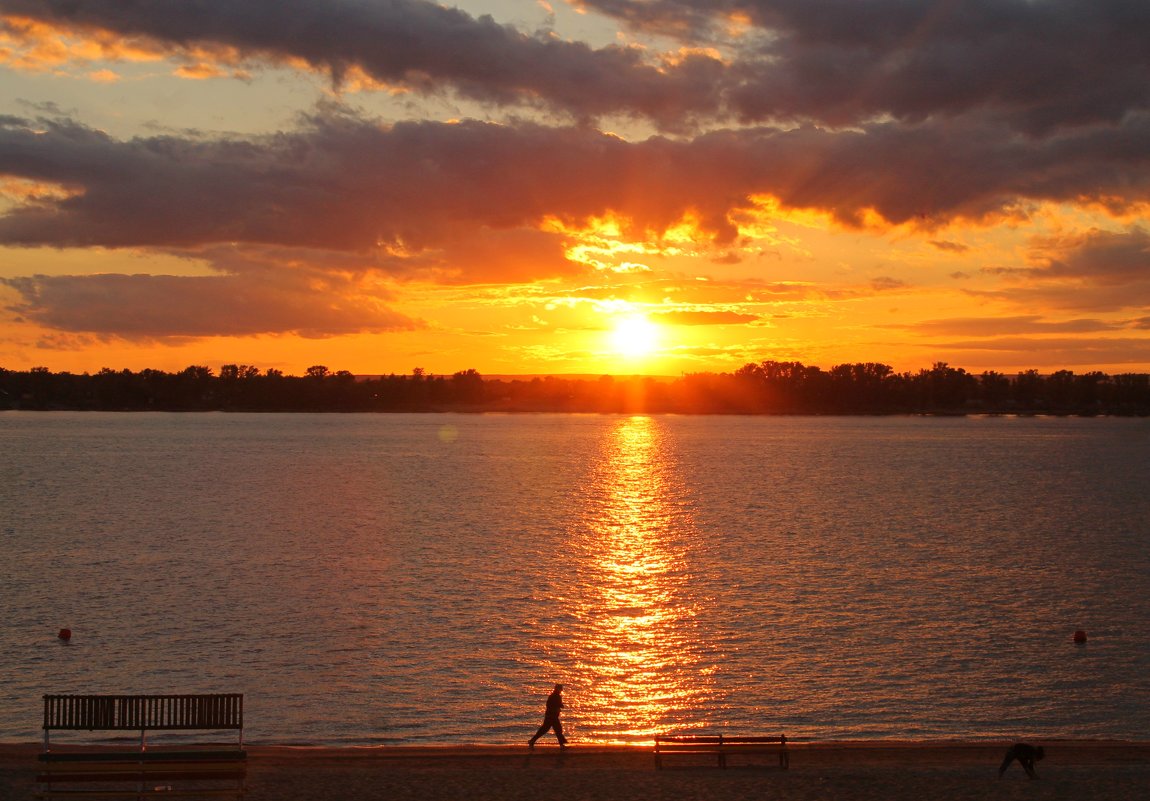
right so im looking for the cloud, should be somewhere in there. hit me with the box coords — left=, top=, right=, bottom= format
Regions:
left=930, top=240, right=969, bottom=254
left=869, top=276, right=907, bottom=292
left=653, top=309, right=759, bottom=325
left=976, top=283, right=1150, bottom=314
left=963, top=226, right=1150, bottom=313
left=1030, top=226, right=1150, bottom=284
left=379, top=227, right=579, bottom=284
left=2, top=270, right=421, bottom=339
left=893, top=316, right=1121, bottom=337
left=0, top=12, right=167, bottom=72
left=86, top=68, right=119, bottom=82
left=2, top=103, right=1149, bottom=342
left=3, top=2, right=1147, bottom=369
left=553, top=276, right=821, bottom=307
left=5, top=0, right=1149, bottom=133
left=0, top=109, right=607, bottom=279
left=3, top=108, right=1149, bottom=257
left=0, top=0, right=726, bottom=129
left=580, top=0, right=1150, bottom=132
left=918, top=336, right=1150, bottom=368
left=710, top=250, right=743, bottom=264
left=173, top=63, right=220, bottom=80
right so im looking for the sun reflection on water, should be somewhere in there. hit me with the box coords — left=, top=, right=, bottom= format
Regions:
left=568, top=416, right=713, bottom=743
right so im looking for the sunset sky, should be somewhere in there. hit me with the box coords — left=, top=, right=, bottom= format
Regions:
left=2, top=0, right=1149, bottom=377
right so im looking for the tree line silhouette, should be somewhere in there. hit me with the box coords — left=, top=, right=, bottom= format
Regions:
left=2, top=361, right=1149, bottom=415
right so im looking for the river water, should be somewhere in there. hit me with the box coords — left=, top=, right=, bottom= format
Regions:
left=1, top=412, right=1148, bottom=744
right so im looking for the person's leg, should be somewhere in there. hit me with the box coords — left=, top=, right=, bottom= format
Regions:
left=553, top=719, right=567, bottom=746
left=529, top=720, right=551, bottom=746
left=998, top=749, right=1017, bottom=777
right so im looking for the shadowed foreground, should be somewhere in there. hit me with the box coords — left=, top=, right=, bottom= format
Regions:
left=3, top=742, right=1148, bottom=801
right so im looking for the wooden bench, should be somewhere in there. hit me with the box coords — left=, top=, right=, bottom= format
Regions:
left=37, top=694, right=246, bottom=798
left=654, top=734, right=789, bottom=769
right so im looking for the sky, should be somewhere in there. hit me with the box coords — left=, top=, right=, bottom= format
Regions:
left=1, top=0, right=1149, bottom=377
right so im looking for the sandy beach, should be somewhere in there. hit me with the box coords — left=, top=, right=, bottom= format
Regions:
left=4, top=740, right=1148, bottom=801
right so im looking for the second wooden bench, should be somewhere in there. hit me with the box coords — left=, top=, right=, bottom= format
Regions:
left=654, top=733, right=789, bottom=769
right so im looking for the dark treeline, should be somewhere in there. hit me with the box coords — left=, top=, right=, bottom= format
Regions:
left=3, top=361, right=1150, bottom=415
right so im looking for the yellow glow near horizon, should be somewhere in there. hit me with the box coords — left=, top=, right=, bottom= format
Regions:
left=609, top=314, right=661, bottom=360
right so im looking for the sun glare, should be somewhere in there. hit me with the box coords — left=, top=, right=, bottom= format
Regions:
left=610, top=314, right=661, bottom=360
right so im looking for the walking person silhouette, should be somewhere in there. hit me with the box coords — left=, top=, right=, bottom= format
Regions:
left=528, top=684, right=568, bottom=748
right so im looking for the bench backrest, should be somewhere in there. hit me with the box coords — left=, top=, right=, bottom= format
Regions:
left=656, top=735, right=723, bottom=747
left=43, top=694, right=244, bottom=732
left=655, top=734, right=786, bottom=746
left=719, top=735, right=787, bottom=744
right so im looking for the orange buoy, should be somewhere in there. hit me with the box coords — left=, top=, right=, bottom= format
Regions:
left=1073, top=630, right=1087, bottom=643
left=57, top=629, right=72, bottom=641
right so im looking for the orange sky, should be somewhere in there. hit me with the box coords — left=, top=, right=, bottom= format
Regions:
left=2, top=1, right=1149, bottom=377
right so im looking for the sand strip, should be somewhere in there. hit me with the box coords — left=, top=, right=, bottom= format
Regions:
left=4, top=741, right=1148, bottom=801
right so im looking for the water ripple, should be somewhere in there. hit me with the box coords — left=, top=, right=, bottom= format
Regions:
left=1, top=412, right=1148, bottom=743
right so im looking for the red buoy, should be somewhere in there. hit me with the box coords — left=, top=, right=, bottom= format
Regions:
left=57, top=629, right=72, bottom=641
left=1073, top=630, right=1087, bottom=643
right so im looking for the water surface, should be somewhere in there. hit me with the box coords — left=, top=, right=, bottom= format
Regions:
left=2, top=413, right=1148, bottom=744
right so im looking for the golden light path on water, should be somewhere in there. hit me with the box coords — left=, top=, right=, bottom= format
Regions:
left=565, top=416, right=717, bottom=742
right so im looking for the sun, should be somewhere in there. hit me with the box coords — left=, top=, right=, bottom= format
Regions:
left=609, top=314, right=661, bottom=360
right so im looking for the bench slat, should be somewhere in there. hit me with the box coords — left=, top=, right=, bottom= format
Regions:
left=43, top=695, right=243, bottom=731
left=40, top=751, right=246, bottom=764
left=39, top=760, right=246, bottom=774
left=37, top=791, right=245, bottom=798
left=39, top=770, right=247, bottom=783
left=720, top=736, right=785, bottom=743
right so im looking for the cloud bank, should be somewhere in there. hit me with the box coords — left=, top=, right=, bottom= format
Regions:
left=4, top=271, right=420, bottom=339
left=2, top=99, right=1149, bottom=337
left=2, top=108, right=1148, bottom=250
left=0, top=0, right=1148, bottom=357
left=3, top=0, right=1148, bottom=132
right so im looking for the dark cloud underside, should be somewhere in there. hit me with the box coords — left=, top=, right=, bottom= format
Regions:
left=2, top=110, right=1149, bottom=254
left=2, top=0, right=1148, bottom=130
left=3, top=271, right=420, bottom=339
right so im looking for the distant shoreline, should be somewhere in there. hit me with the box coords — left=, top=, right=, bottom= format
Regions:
left=3, top=408, right=1148, bottom=417
left=5, top=362, right=1150, bottom=415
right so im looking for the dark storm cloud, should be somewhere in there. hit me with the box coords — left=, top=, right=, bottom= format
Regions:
left=2, top=271, right=421, bottom=339
left=3, top=109, right=1150, bottom=257
left=5, top=0, right=1149, bottom=131
left=580, top=0, right=1150, bottom=131
left=0, top=0, right=725, bottom=128
left=0, top=109, right=621, bottom=263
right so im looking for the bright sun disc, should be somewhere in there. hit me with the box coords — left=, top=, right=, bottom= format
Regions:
left=610, top=315, right=660, bottom=359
